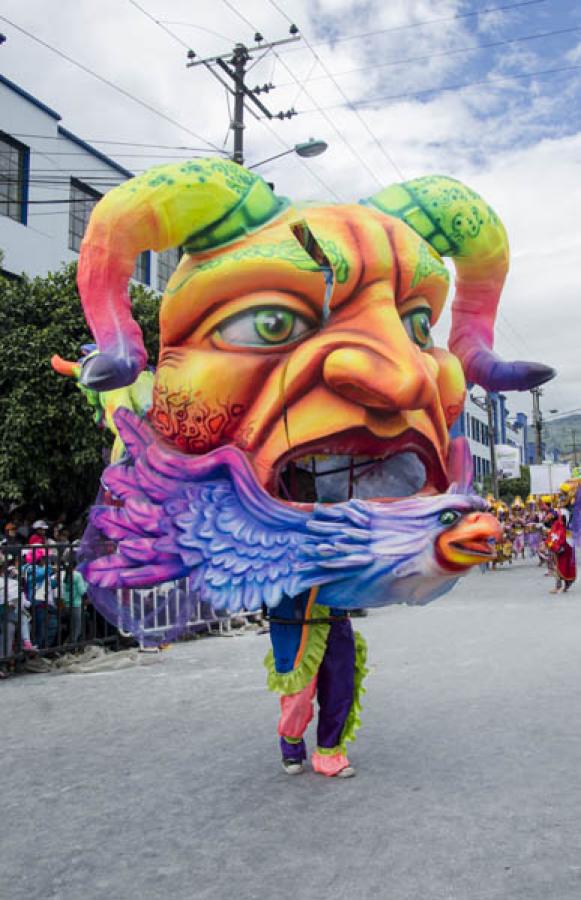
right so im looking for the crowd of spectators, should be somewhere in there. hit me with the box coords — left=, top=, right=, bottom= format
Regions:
left=0, top=514, right=91, bottom=677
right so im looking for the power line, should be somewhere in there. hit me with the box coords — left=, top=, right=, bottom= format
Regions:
left=218, top=2, right=256, bottom=33
left=498, top=311, right=539, bottom=358
left=494, top=320, right=534, bottom=360
left=127, top=0, right=343, bottom=199
left=11, top=150, right=211, bottom=159
left=295, top=61, right=581, bottom=113
left=8, top=197, right=105, bottom=205
left=18, top=171, right=143, bottom=177
left=275, top=24, right=581, bottom=87
left=220, top=0, right=385, bottom=188
left=2, top=179, right=123, bottom=188
left=290, top=56, right=319, bottom=109
left=9, top=133, right=227, bottom=152
left=126, top=0, right=192, bottom=51
left=188, top=22, right=301, bottom=166
left=256, top=116, right=343, bottom=201
left=0, top=14, right=224, bottom=153
left=267, top=0, right=405, bottom=180
left=27, top=210, right=81, bottom=217
left=135, top=1, right=340, bottom=200
left=279, top=0, right=549, bottom=52
left=180, top=6, right=337, bottom=203
left=126, top=0, right=258, bottom=162
left=158, top=21, right=237, bottom=44
left=22, top=168, right=185, bottom=176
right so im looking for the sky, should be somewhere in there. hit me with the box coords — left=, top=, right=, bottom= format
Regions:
left=1, top=0, right=580, bottom=423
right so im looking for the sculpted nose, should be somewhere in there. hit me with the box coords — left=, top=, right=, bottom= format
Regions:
left=323, top=345, right=435, bottom=411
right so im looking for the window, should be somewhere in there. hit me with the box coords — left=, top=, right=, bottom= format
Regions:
left=133, top=251, right=151, bottom=285
left=157, top=247, right=181, bottom=292
left=0, top=131, right=29, bottom=224
left=69, top=179, right=101, bottom=252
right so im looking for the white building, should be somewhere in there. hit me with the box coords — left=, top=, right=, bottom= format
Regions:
left=0, top=73, right=179, bottom=287
left=504, top=416, right=527, bottom=467
left=454, top=392, right=492, bottom=487
left=451, top=388, right=531, bottom=490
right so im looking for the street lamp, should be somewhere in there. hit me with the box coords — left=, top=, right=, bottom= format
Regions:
left=294, top=139, right=328, bottom=158
left=248, top=138, right=328, bottom=169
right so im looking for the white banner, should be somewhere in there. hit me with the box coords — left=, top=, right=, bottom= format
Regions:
left=495, top=444, right=521, bottom=480
left=529, top=463, right=572, bottom=495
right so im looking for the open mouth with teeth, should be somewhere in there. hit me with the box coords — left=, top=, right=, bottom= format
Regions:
left=262, top=429, right=451, bottom=507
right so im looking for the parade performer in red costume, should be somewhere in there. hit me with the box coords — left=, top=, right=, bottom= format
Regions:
left=547, top=513, right=576, bottom=593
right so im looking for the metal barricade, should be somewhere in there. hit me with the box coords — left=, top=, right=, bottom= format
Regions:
left=116, top=580, right=261, bottom=647
left=1, top=543, right=262, bottom=668
left=0, top=542, right=119, bottom=669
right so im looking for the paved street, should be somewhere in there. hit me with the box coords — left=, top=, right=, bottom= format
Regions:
left=2, top=559, right=581, bottom=900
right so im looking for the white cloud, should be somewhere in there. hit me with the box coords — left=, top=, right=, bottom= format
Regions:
left=0, top=0, right=579, bottom=416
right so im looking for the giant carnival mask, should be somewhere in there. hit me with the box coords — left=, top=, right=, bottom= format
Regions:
left=53, top=159, right=554, bottom=635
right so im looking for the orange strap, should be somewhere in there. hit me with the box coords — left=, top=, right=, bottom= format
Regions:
left=293, top=586, right=320, bottom=668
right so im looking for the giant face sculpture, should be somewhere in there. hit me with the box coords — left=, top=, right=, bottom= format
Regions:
left=56, top=159, right=553, bottom=628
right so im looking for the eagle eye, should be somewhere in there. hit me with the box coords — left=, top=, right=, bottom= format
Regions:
left=439, top=509, right=461, bottom=526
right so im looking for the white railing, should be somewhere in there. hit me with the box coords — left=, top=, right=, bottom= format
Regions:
left=116, top=580, right=261, bottom=647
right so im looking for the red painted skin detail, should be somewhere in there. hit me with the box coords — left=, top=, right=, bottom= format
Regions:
left=148, top=385, right=253, bottom=454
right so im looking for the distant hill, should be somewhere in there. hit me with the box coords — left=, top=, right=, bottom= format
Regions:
left=543, top=414, right=581, bottom=457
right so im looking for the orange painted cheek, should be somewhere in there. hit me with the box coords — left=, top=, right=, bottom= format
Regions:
left=149, top=350, right=279, bottom=453
left=429, top=348, right=466, bottom=428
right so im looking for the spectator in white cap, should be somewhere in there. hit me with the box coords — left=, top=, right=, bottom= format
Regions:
left=27, top=520, right=51, bottom=563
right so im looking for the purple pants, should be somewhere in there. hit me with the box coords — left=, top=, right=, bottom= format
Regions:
left=279, top=618, right=355, bottom=759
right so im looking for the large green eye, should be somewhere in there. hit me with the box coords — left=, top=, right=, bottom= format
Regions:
left=216, top=306, right=314, bottom=347
left=439, top=509, right=461, bottom=526
left=403, top=309, right=433, bottom=349
left=254, top=309, right=294, bottom=343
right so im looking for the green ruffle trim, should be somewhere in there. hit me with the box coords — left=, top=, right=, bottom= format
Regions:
left=264, top=603, right=331, bottom=695
left=338, top=630, right=368, bottom=752
left=314, top=745, right=343, bottom=756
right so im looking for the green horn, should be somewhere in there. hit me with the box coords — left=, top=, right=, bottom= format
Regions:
left=364, top=175, right=554, bottom=392
left=77, top=157, right=287, bottom=390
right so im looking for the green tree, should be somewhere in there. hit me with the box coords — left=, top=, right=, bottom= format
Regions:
left=483, top=465, right=531, bottom=504
left=0, top=263, right=160, bottom=521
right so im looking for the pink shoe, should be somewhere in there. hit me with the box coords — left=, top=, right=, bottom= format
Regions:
left=312, top=750, right=355, bottom=778
left=22, top=640, right=37, bottom=651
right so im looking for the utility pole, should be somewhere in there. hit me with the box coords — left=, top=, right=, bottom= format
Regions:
left=470, top=391, right=499, bottom=497
left=186, top=28, right=300, bottom=166
left=231, top=44, right=247, bottom=165
left=486, top=393, right=499, bottom=499
left=531, top=387, right=543, bottom=464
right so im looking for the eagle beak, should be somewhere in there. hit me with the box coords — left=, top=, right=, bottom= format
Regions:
left=436, top=512, right=502, bottom=572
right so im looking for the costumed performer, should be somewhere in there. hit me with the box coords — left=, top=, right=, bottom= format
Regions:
left=52, top=159, right=555, bottom=777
